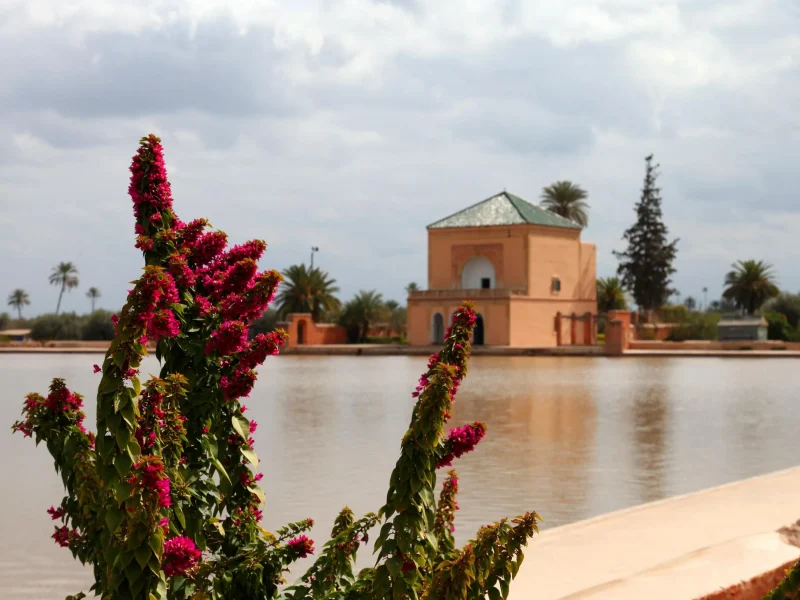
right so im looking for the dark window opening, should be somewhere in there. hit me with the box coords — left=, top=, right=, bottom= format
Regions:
left=552, top=278, right=561, bottom=292
left=474, top=314, right=485, bottom=345
left=481, top=278, right=491, bottom=289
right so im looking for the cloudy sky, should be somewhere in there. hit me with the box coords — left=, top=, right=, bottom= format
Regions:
left=1, top=0, right=798, bottom=316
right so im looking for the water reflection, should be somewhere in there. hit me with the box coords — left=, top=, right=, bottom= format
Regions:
left=631, top=384, right=669, bottom=503
left=3, top=355, right=800, bottom=597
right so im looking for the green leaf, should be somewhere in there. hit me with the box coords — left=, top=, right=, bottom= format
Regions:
left=150, top=528, right=164, bottom=559
left=114, top=453, right=133, bottom=479
left=488, top=587, right=501, bottom=600
left=120, top=403, right=136, bottom=430
left=241, top=447, right=258, bottom=467
left=248, top=485, right=265, bottom=504
left=231, top=415, right=250, bottom=441
left=210, top=517, right=225, bottom=536
left=100, top=376, right=122, bottom=394
left=116, top=425, right=131, bottom=450
left=127, top=439, right=142, bottom=462
left=134, top=546, right=151, bottom=569
left=113, top=349, right=126, bottom=368
left=500, top=577, right=510, bottom=598
left=105, top=506, right=125, bottom=534
left=211, top=458, right=230, bottom=484
left=419, top=486, right=434, bottom=507
left=173, top=504, right=186, bottom=529
left=425, top=531, right=438, bottom=551
left=132, top=377, right=141, bottom=397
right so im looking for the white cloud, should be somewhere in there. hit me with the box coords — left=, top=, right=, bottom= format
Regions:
left=0, top=0, right=798, bottom=314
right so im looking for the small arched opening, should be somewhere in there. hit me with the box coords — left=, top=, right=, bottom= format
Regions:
left=297, top=320, right=306, bottom=345
left=431, top=313, right=445, bottom=344
left=473, top=314, right=485, bottom=346
left=461, top=256, right=496, bottom=290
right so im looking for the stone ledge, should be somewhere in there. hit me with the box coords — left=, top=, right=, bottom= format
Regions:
left=509, top=467, right=800, bottom=599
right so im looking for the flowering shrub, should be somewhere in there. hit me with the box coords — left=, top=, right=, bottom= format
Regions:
left=12, top=135, right=539, bottom=600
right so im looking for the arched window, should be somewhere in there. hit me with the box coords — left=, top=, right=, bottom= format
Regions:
left=431, top=313, right=445, bottom=344
left=461, top=256, right=495, bottom=289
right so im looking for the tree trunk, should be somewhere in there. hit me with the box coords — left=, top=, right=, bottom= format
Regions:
left=91, top=298, right=96, bottom=312
left=56, top=282, right=65, bottom=315
left=16, top=306, right=22, bottom=319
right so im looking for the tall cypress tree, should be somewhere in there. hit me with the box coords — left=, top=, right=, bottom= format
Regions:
left=613, top=154, right=679, bottom=313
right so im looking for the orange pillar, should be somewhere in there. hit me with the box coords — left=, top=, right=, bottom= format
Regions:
left=555, top=313, right=562, bottom=346
left=584, top=312, right=593, bottom=345
left=608, top=311, right=632, bottom=343
left=570, top=312, right=577, bottom=345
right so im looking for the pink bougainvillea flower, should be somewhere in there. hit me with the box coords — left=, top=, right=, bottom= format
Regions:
left=287, top=535, right=315, bottom=558
left=162, top=536, right=202, bottom=577
left=92, top=364, right=101, bottom=373
left=437, top=422, right=487, bottom=468
left=47, top=505, right=64, bottom=520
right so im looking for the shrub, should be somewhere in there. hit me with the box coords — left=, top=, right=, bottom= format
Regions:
left=30, top=313, right=84, bottom=341
left=12, top=135, right=538, bottom=600
left=82, top=309, right=117, bottom=341
left=0, top=312, right=9, bottom=330
left=658, top=304, right=689, bottom=324
left=764, top=311, right=796, bottom=341
left=764, top=293, right=800, bottom=329
left=665, top=312, right=720, bottom=341
left=638, top=326, right=658, bottom=341
left=248, top=309, right=279, bottom=339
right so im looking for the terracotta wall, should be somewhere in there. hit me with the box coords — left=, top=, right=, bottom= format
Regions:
left=578, top=243, right=597, bottom=301
left=510, top=300, right=596, bottom=347
left=279, top=314, right=347, bottom=346
left=527, top=227, right=591, bottom=300
left=427, top=227, right=529, bottom=290
left=407, top=299, right=511, bottom=346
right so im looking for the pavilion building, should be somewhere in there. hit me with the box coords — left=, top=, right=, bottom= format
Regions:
left=406, top=191, right=597, bottom=347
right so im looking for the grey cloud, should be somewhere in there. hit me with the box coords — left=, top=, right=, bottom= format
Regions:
left=1, top=21, right=306, bottom=120
left=2, top=2, right=800, bottom=315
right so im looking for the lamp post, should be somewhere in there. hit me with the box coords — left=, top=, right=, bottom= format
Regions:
left=310, top=246, right=319, bottom=269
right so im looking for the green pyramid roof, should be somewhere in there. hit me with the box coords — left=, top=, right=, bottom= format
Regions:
left=427, top=191, right=582, bottom=230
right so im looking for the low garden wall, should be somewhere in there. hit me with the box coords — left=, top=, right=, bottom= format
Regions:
left=630, top=340, right=800, bottom=351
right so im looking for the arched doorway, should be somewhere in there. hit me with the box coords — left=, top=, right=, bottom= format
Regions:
left=461, top=256, right=495, bottom=289
left=473, top=314, right=485, bottom=346
left=297, top=320, right=306, bottom=345
left=431, top=313, right=445, bottom=344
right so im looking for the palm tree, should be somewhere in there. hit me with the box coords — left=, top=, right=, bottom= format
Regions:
left=49, top=262, right=79, bottom=315
left=7, top=288, right=30, bottom=319
left=382, top=300, right=407, bottom=338
left=275, top=264, right=340, bottom=322
left=540, top=181, right=590, bottom=227
left=684, top=296, right=697, bottom=311
left=338, top=290, right=385, bottom=342
left=86, top=287, right=102, bottom=312
left=722, top=260, right=779, bottom=315
left=596, top=277, right=627, bottom=312
left=405, top=282, right=419, bottom=295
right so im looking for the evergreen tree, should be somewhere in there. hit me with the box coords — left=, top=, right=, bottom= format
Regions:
left=613, top=154, right=678, bottom=313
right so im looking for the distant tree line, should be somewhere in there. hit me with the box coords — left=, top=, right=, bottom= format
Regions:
left=245, top=263, right=413, bottom=344
left=0, top=309, right=117, bottom=341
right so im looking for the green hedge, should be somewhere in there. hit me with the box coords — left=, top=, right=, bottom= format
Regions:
left=665, top=312, right=720, bottom=341
left=27, top=310, right=117, bottom=341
